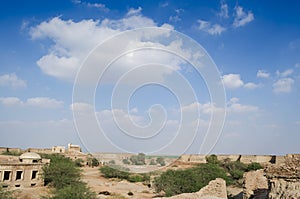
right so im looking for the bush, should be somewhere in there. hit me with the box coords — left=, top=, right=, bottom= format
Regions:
left=100, top=165, right=150, bottom=183
left=156, top=157, right=166, bottom=166
left=149, top=159, right=156, bottom=165
left=154, top=163, right=231, bottom=197
left=128, top=174, right=150, bottom=183
left=109, top=160, right=116, bottom=165
left=206, top=154, right=220, bottom=165
left=246, top=162, right=263, bottom=171
left=122, top=159, right=130, bottom=165
left=223, top=161, right=247, bottom=180
left=50, top=182, right=96, bottom=199
left=1, top=151, right=22, bottom=156
left=130, top=153, right=146, bottom=165
left=100, top=165, right=130, bottom=179
left=0, top=186, right=16, bottom=199
left=74, top=158, right=84, bottom=167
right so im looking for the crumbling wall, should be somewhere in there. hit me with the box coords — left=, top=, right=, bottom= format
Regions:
left=243, top=169, right=269, bottom=199
left=265, top=154, right=300, bottom=199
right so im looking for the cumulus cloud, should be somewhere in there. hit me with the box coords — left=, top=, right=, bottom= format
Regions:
left=257, top=70, right=270, bottom=78
left=30, top=13, right=186, bottom=83
left=221, top=74, right=244, bottom=89
left=272, top=78, right=294, bottom=94
left=233, top=6, right=254, bottom=27
left=198, top=20, right=226, bottom=35
left=222, top=73, right=259, bottom=89
left=0, top=97, right=63, bottom=108
left=0, top=73, right=26, bottom=88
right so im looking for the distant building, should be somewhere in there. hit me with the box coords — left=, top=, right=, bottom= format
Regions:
left=0, top=152, right=50, bottom=188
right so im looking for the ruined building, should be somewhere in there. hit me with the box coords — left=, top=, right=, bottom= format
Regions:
left=0, top=152, right=50, bottom=188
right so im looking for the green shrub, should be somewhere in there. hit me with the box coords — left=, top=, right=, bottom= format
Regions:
left=100, top=165, right=150, bottom=183
left=74, top=158, right=84, bottom=167
left=109, top=160, right=116, bottom=165
left=50, top=182, right=96, bottom=199
left=0, top=186, right=16, bottom=199
left=156, top=157, right=166, bottom=166
left=154, top=163, right=231, bottom=197
left=206, top=154, right=220, bottom=165
left=223, top=161, right=247, bottom=180
left=130, top=153, right=146, bottom=165
left=100, top=165, right=130, bottom=179
left=1, top=151, right=22, bottom=156
left=246, top=162, right=263, bottom=171
left=149, top=159, right=156, bottom=165
left=122, top=159, right=130, bottom=165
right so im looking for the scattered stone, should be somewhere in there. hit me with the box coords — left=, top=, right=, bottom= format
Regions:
left=99, top=190, right=111, bottom=195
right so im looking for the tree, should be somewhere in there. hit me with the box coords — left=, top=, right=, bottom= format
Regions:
left=156, top=157, right=166, bottom=166
left=130, top=153, right=146, bottom=165
left=91, top=158, right=99, bottom=167
left=42, top=154, right=96, bottom=199
left=42, top=154, right=81, bottom=189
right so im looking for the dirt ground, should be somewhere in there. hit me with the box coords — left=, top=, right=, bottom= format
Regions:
left=10, top=161, right=225, bottom=199
left=82, top=167, right=157, bottom=199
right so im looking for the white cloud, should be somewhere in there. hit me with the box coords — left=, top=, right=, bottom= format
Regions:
left=198, top=20, right=226, bottom=35
left=86, top=3, right=108, bottom=11
left=0, top=73, right=26, bottom=88
left=233, top=6, right=254, bottom=27
left=295, top=63, right=300, bottom=68
left=0, top=97, right=23, bottom=106
left=257, top=70, right=270, bottom=78
left=169, top=15, right=181, bottom=22
left=272, top=77, right=294, bottom=94
left=36, top=54, right=80, bottom=81
left=126, top=7, right=142, bottom=16
left=0, top=97, right=63, bottom=108
left=26, top=97, right=63, bottom=108
left=276, top=69, right=293, bottom=77
left=222, top=74, right=244, bottom=89
left=30, top=15, right=182, bottom=83
left=228, top=97, right=259, bottom=113
left=222, top=73, right=259, bottom=89
left=219, top=2, right=229, bottom=18
left=70, top=102, right=93, bottom=113
left=244, top=82, right=260, bottom=89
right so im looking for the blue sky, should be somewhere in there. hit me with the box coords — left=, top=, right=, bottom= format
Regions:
left=0, top=0, right=299, bottom=155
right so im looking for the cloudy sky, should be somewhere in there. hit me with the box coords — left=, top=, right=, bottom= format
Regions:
left=0, top=0, right=299, bottom=155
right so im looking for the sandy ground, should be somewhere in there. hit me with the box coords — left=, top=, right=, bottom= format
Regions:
left=82, top=167, right=157, bottom=199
